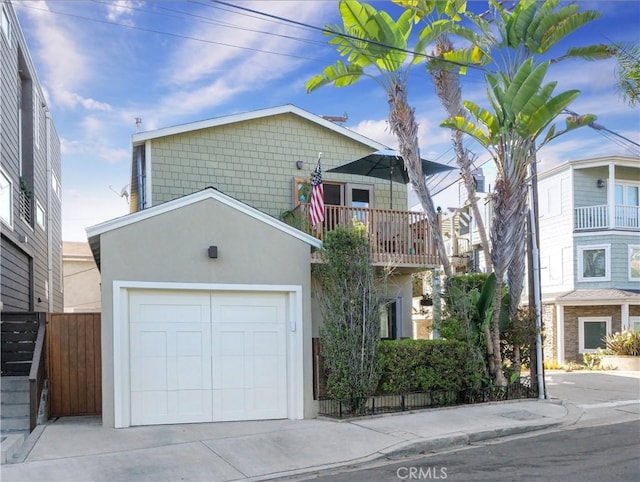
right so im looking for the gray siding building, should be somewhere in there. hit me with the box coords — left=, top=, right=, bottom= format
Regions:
left=1, top=1, right=63, bottom=313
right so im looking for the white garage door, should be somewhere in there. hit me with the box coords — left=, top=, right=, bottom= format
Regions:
left=129, top=290, right=288, bottom=426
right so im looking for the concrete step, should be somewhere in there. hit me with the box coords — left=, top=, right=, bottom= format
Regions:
left=0, top=390, right=29, bottom=405
left=0, top=377, right=29, bottom=391
left=0, top=416, right=29, bottom=432
left=0, top=433, right=26, bottom=464
left=1, top=403, right=29, bottom=418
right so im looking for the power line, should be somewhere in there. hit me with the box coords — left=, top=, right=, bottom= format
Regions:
left=90, top=0, right=329, bottom=50
left=18, top=3, right=323, bottom=63
left=210, top=0, right=489, bottom=73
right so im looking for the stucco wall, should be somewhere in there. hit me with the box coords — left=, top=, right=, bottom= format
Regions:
left=63, top=242, right=101, bottom=312
left=99, top=197, right=314, bottom=427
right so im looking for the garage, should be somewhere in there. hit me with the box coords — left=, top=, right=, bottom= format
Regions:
left=128, top=289, right=289, bottom=426
left=87, top=189, right=319, bottom=428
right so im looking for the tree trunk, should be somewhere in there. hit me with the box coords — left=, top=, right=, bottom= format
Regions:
left=491, top=280, right=508, bottom=387
left=431, top=34, right=493, bottom=273
left=484, top=324, right=496, bottom=376
left=387, top=81, right=453, bottom=278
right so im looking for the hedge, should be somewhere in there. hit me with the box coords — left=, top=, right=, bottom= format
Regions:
left=376, top=339, right=484, bottom=394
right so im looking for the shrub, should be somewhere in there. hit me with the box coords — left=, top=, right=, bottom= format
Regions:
left=376, top=339, right=484, bottom=394
left=605, top=329, right=640, bottom=356
left=316, top=225, right=381, bottom=404
left=583, top=350, right=603, bottom=369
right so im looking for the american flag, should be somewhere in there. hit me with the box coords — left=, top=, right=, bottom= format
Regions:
left=309, top=157, right=324, bottom=227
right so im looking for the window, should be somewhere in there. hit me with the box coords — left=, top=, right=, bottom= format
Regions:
left=36, top=200, right=45, bottom=229
left=579, top=317, right=611, bottom=353
left=1, top=5, right=9, bottom=40
left=615, top=182, right=640, bottom=228
left=578, top=244, right=610, bottom=282
left=52, top=171, right=61, bottom=198
left=630, top=317, right=640, bottom=332
left=1, top=169, right=12, bottom=227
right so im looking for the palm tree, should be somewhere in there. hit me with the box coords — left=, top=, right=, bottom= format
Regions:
left=442, top=0, right=609, bottom=385
left=612, top=42, right=640, bottom=107
left=395, top=0, right=494, bottom=274
left=306, top=0, right=454, bottom=278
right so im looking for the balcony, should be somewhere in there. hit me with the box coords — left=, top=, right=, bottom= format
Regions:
left=286, top=204, right=440, bottom=269
left=575, top=205, right=640, bottom=230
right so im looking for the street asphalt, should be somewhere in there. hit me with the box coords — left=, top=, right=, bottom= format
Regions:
left=1, top=370, right=638, bottom=482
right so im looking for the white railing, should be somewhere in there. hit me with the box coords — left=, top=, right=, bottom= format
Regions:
left=575, top=205, right=608, bottom=230
left=575, top=204, right=640, bottom=230
left=615, top=205, right=640, bottom=229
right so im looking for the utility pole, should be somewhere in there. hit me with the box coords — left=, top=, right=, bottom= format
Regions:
left=527, top=150, right=547, bottom=399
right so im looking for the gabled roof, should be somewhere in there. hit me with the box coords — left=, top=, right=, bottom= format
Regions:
left=86, top=187, right=322, bottom=269
left=131, top=104, right=389, bottom=150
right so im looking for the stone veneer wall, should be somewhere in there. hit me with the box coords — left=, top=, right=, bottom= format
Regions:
left=563, top=305, right=622, bottom=362
left=541, top=304, right=557, bottom=362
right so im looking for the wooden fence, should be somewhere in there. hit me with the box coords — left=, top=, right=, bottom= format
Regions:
left=47, top=313, right=101, bottom=417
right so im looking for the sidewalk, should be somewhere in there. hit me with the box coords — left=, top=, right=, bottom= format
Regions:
left=0, top=398, right=569, bottom=482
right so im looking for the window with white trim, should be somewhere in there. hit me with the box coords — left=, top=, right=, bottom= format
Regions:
left=578, top=317, right=611, bottom=353
left=36, top=200, right=45, bottom=229
left=1, top=169, right=12, bottom=227
left=629, top=245, right=640, bottom=281
left=1, top=5, right=9, bottom=40
left=578, top=244, right=610, bottom=282
left=630, top=317, right=640, bottom=332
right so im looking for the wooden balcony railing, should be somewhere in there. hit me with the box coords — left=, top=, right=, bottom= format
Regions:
left=575, top=204, right=640, bottom=230
left=286, top=204, right=439, bottom=267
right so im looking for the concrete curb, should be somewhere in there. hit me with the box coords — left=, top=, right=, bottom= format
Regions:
left=380, top=420, right=565, bottom=460
left=244, top=419, right=568, bottom=481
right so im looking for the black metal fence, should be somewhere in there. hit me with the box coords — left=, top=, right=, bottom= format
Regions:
left=318, top=380, right=537, bottom=419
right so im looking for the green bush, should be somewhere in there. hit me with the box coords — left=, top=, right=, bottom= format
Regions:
left=376, top=339, right=484, bottom=394
left=605, top=329, right=640, bottom=356
left=317, top=225, right=381, bottom=404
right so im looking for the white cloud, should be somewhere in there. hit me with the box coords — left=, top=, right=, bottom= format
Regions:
left=146, top=1, right=333, bottom=121
left=60, top=114, right=130, bottom=166
left=20, top=1, right=90, bottom=90
left=55, top=90, right=112, bottom=111
left=105, top=1, right=144, bottom=26
left=350, top=119, right=395, bottom=148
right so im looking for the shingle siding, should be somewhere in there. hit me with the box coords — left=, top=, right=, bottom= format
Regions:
left=148, top=113, right=398, bottom=217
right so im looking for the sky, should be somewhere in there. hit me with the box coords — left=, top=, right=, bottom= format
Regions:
left=13, top=0, right=640, bottom=241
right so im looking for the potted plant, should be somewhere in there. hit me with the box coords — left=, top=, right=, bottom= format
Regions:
left=600, top=329, right=640, bottom=371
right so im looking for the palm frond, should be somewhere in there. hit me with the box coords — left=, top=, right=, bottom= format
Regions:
left=527, top=89, right=580, bottom=139
left=441, top=116, right=490, bottom=147
left=306, top=61, right=365, bottom=92
left=537, top=9, right=600, bottom=53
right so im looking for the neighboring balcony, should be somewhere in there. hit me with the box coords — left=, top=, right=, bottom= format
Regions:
left=286, top=204, right=440, bottom=269
left=574, top=204, right=640, bottom=231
